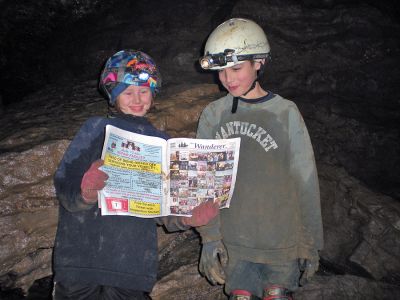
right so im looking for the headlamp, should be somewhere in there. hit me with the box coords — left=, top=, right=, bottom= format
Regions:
left=199, top=49, right=235, bottom=70
left=199, top=49, right=271, bottom=70
left=138, top=71, right=150, bottom=81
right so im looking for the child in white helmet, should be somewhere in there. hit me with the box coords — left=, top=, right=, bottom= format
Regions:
left=196, top=19, right=324, bottom=300
left=53, top=49, right=219, bottom=300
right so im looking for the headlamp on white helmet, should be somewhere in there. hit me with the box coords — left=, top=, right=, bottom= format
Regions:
left=200, top=49, right=270, bottom=70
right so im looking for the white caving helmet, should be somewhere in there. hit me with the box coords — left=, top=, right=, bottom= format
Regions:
left=199, top=18, right=271, bottom=70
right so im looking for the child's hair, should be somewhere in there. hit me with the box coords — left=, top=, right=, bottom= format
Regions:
left=99, top=50, right=161, bottom=106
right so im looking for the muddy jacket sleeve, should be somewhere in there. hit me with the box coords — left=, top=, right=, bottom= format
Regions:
left=289, top=109, right=324, bottom=259
left=155, top=216, right=191, bottom=231
left=195, top=214, right=223, bottom=244
left=54, top=117, right=106, bottom=212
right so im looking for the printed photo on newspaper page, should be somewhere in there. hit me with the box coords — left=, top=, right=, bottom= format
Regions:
left=98, top=125, right=241, bottom=218
left=167, top=137, right=240, bottom=216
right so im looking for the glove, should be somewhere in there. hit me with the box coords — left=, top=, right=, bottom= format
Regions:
left=80, top=160, right=109, bottom=204
left=199, top=240, right=228, bottom=285
left=299, top=255, right=319, bottom=285
left=183, top=200, right=219, bottom=227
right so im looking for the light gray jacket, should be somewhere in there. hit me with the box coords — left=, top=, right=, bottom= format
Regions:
left=196, top=93, right=323, bottom=263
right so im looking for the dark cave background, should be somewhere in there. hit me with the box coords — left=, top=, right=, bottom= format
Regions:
left=1, top=0, right=399, bottom=107
left=0, top=0, right=399, bottom=299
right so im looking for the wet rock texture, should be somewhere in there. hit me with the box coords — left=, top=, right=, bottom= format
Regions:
left=0, top=0, right=399, bottom=299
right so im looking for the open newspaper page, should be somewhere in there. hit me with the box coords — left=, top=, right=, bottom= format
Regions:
left=167, top=137, right=241, bottom=216
left=99, top=125, right=169, bottom=217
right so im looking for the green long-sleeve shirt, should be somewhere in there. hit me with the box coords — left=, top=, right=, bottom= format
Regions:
left=196, top=93, right=323, bottom=263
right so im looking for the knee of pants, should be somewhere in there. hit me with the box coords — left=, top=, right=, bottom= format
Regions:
left=53, top=282, right=101, bottom=300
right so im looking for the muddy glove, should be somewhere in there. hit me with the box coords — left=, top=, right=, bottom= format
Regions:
left=199, top=240, right=228, bottom=285
left=299, top=253, right=320, bottom=285
left=182, top=200, right=219, bottom=227
left=80, top=160, right=108, bottom=204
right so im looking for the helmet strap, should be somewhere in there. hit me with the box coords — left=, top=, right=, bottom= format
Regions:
left=243, top=60, right=264, bottom=98
left=231, top=97, right=239, bottom=113
left=258, top=61, right=266, bottom=79
left=243, top=79, right=257, bottom=97
left=231, top=61, right=265, bottom=114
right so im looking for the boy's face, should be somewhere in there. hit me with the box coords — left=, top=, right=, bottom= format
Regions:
left=116, top=85, right=153, bottom=117
left=218, top=61, right=261, bottom=98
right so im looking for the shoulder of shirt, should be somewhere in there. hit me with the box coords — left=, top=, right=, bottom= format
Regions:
left=215, top=93, right=231, bottom=102
left=84, top=115, right=146, bottom=125
left=203, top=94, right=232, bottom=110
left=81, top=115, right=138, bottom=132
left=81, top=116, right=108, bottom=128
left=267, top=93, right=298, bottom=110
left=83, top=115, right=140, bottom=128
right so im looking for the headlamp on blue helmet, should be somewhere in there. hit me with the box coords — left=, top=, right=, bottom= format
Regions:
left=99, top=50, right=161, bottom=105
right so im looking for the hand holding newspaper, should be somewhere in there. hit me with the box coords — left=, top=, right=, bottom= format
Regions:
left=99, top=125, right=240, bottom=218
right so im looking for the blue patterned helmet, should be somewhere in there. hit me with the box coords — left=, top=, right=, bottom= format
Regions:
left=99, top=50, right=161, bottom=105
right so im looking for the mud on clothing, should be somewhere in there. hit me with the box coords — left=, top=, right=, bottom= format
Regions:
left=196, top=93, right=323, bottom=265
left=53, top=113, right=185, bottom=293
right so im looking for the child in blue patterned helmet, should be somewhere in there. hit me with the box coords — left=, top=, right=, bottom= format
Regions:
left=99, top=49, right=162, bottom=106
left=52, top=49, right=219, bottom=299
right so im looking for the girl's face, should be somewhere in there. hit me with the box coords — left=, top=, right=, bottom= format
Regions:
left=116, top=85, right=153, bottom=117
left=218, top=61, right=262, bottom=98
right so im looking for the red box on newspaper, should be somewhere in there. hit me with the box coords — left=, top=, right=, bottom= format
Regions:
left=105, top=198, right=129, bottom=212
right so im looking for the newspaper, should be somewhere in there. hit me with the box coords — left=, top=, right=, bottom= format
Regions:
left=98, top=125, right=241, bottom=218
